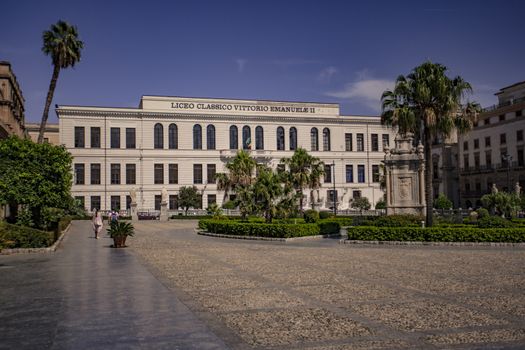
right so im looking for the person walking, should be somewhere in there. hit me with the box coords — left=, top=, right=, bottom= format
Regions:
left=92, top=209, right=103, bottom=239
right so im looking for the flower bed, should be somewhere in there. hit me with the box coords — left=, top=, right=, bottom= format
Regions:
left=346, top=226, right=525, bottom=243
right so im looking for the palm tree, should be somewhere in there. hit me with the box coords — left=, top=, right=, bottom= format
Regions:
left=308, top=159, right=325, bottom=209
left=280, top=148, right=321, bottom=212
left=216, top=173, right=232, bottom=203
left=253, top=167, right=283, bottom=223
left=381, top=61, right=480, bottom=226
left=38, top=20, right=83, bottom=143
left=226, top=150, right=256, bottom=187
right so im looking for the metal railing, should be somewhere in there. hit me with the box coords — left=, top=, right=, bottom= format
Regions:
left=482, top=96, right=525, bottom=112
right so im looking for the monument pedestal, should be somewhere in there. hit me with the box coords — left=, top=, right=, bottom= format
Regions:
left=130, top=202, right=138, bottom=222
left=160, top=202, right=168, bottom=221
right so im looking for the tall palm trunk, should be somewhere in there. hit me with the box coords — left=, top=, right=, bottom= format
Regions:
left=38, top=65, right=60, bottom=143
left=298, top=189, right=304, bottom=212
left=424, top=128, right=434, bottom=227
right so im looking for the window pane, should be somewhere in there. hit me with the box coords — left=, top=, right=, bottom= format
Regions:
left=382, top=134, right=389, bottom=148
left=324, top=164, right=332, bottom=183
left=345, top=165, right=353, bottom=183
left=91, top=127, right=100, bottom=148
left=169, top=195, right=179, bottom=210
left=74, top=164, right=85, bottom=185
left=358, top=165, right=365, bottom=183
left=323, top=128, right=330, bottom=151
left=372, top=165, right=380, bottom=182
left=126, top=164, right=136, bottom=184
left=229, top=125, right=238, bottom=149
left=126, top=128, right=136, bottom=149
left=90, top=196, right=101, bottom=211
left=207, top=164, right=216, bottom=184
left=169, top=124, right=178, bottom=149
left=194, top=164, right=203, bottom=184
left=310, top=128, right=318, bottom=151
left=357, top=134, right=364, bottom=151
left=154, top=123, right=164, bottom=149
left=289, top=127, right=297, bottom=150
left=154, top=164, right=164, bottom=184
left=277, top=127, right=285, bottom=150
left=255, top=126, right=264, bottom=150
left=111, top=164, right=121, bottom=184
left=345, top=133, right=353, bottom=151
left=193, top=125, right=202, bottom=149
left=207, top=194, right=216, bottom=207
left=110, top=128, right=120, bottom=148
left=74, top=127, right=85, bottom=148
left=207, top=125, right=216, bottom=150
left=91, top=164, right=101, bottom=185
left=154, top=195, right=161, bottom=211
left=371, top=134, right=378, bottom=152
left=242, top=126, right=251, bottom=150
left=169, top=164, right=178, bottom=184
left=110, top=196, right=120, bottom=211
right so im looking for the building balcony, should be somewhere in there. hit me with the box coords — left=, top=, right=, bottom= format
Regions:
left=482, top=96, right=525, bottom=113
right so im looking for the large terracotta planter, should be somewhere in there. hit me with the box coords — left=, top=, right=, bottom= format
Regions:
left=112, top=236, right=126, bottom=248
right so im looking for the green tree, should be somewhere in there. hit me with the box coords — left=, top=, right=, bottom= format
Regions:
left=381, top=61, right=480, bottom=226
left=433, top=193, right=453, bottom=210
left=253, top=167, right=283, bottom=223
left=375, top=199, right=386, bottom=210
left=178, top=186, right=201, bottom=215
left=38, top=20, right=84, bottom=143
left=0, top=136, right=73, bottom=228
left=280, top=148, right=322, bottom=212
left=307, top=159, right=325, bottom=209
left=481, top=192, right=520, bottom=218
left=351, top=197, right=371, bottom=214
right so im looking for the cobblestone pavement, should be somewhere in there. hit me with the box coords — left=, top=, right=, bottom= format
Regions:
left=131, top=221, right=525, bottom=350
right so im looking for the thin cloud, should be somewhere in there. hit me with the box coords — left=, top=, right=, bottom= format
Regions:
left=271, top=58, right=321, bottom=68
left=235, top=58, right=246, bottom=73
left=325, top=78, right=394, bottom=112
left=318, top=66, right=338, bottom=83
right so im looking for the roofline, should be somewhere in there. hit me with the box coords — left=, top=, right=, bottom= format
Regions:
left=495, top=80, right=525, bottom=95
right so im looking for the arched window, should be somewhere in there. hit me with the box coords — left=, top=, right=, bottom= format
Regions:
left=242, top=125, right=251, bottom=150
left=289, top=127, right=297, bottom=150
left=154, top=123, right=163, bottom=149
left=193, top=124, right=202, bottom=150
left=323, top=128, right=331, bottom=151
left=229, top=125, right=238, bottom=149
left=277, top=127, right=285, bottom=150
left=168, top=124, right=178, bottom=149
left=255, top=126, right=264, bottom=150
left=207, top=125, right=216, bottom=150
left=311, top=128, right=319, bottom=151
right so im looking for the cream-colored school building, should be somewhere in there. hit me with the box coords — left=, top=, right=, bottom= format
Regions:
left=57, top=96, right=395, bottom=212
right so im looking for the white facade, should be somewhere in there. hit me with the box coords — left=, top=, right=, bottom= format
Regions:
left=57, top=96, right=396, bottom=212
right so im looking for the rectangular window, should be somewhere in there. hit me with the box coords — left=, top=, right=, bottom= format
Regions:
left=356, top=133, right=364, bottom=151
left=324, top=164, right=332, bottom=183
left=382, top=134, right=390, bottom=148
left=517, top=130, right=523, bottom=142
left=475, top=182, right=481, bottom=191
left=169, top=164, right=178, bottom=184
left=474, top=139, right=479, bottom=149
left=352, top=190, right=361, bottom=199
left=126, top=195, right=131, bottom=210
left=518, top=148, right=524, bottom=166
left=516, top=110, right=523, bottom=117
left=154, top=164, right=164, bottom=184
left=474, top=153, right=480, bottom=169
left=465, top=182, right=471, bottom=192
left=485, top=117, right=491, bottom=125
left=110, top=164, right=121, bottom=184
left=90, top=196, right=101, bottom=211
left=357, top=165, right=365, bottom=183
left=126, top=128, right=136, bottom=149
left=126, top=164, right=136, bottom=185
left=345, top=165, right=353, bottom=183
left=90, top=127, right=100, bottom=148
left=500, top=133, right=506, bottom=145
left=372, top=164, right=380, bottom=182
left=327, top=190, right=338, bottom=204
left=154, top=195, right=161, bottom=211
left=74, top=164, right=85, bottom=185
left=75, top=196, right=85, bottom=209
left=110, top=196, right=120, bottom=211
left=193, top=164, right=203, bottom=184
left=207, top=164, right=216, bottom=184
left=463, top=155, right=469, bottom=169
left=371, top=134, right=379, bottom=152
left=74, top=127, right=85, bottom=148
left=499, top=114, right=505, bottom=122
left=169, top=195, right=178, bottom=210
left=485, top=136, right=491, bottom=147
left=345, top=133, right=353, bottom=151
left=110, top=127, right=120, bottom=148
left=207, top=194, right=217, bottom=207
left=90, top=163, right=101, bottom=185
left=195, top=195, right=203, bottom=209
left=463, top=141, right=468, bottom=151
left=501, top=148, right=508, bottom=166
left=485, top=151, right=492, bottom=166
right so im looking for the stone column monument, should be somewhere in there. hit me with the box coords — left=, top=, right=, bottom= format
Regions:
left=130, top=187, right=139, bottom=222
left=160, top=187, right=169, bottom=221
left=384, top=133, right=426, bottom=216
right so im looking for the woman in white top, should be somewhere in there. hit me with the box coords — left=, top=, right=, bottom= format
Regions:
left=92, top=209, right=103, bottom=239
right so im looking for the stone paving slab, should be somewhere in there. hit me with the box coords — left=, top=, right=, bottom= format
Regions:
left=0, top=221, right=229, bottom=350
left=130, top=220, right=525, bottom=349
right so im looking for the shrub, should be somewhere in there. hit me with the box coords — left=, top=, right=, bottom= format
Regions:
left=361, top=214, right=423, bottom=227
left=222, top=200, right=238, bottom=210
left=317, top=220, right=341, bottom=235
left=476, top=208, right=489, bottom=219
left=351, top=197, right=371, bottom=212
left=0, top=221, right=55, bottom=249
left=322, top=217, right=353, bottom=227
left=477, top=216, right=514, bottom=228
left=199, top=220, right=320, bottom=238
left=375, top=199, right=386, bottom=210
left=433, top=193, right=453, bottom=210
left=319, top=211, right=333, bottom=220
left=346, top=226, right=525, bottom=243
left=303, top=210, right=320, bottom=223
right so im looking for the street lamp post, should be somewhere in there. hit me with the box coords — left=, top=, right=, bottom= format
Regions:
left=332, top=161, right=337, bottom=216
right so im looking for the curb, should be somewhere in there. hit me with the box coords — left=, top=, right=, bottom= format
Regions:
left=196, top=230, right=342, bottom=242
left=340, top=239, right=525, bottom=247
left=0, top=223, right=72, bottom=255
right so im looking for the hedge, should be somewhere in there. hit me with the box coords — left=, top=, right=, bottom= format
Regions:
left=346, top=226, right=525, bottom=243
left=199, top=220, right=319, bottom=238
left=0, top=221, right=55, bottom=249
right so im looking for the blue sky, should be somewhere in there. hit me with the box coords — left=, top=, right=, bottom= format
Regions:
left=2, top=0, right=524, bottom=123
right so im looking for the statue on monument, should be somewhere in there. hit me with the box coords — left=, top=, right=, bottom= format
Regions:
left=161, top=187, right=168, bottom=203
left=491, top=183, right=498, bottom=194
left=516, top=182, right=522, bottom=197
left=130, top=187, right=137, bottom=204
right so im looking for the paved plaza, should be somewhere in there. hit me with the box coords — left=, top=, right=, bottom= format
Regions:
left=1, top=220, right=525, bottom=349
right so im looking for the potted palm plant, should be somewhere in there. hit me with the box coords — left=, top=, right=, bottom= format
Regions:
left=107, top=221, right=134, bottom=248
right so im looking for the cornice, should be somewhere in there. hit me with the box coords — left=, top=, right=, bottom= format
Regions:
left=57, top=109, right=383, bottom=126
